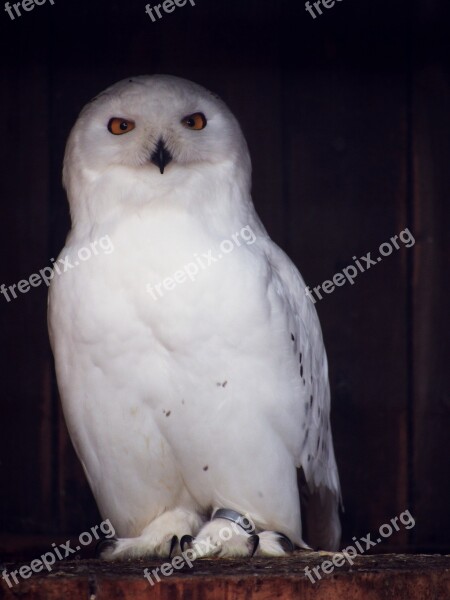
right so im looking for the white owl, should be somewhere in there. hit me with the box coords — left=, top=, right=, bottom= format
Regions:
left=48, top=75, right=341, bottom=559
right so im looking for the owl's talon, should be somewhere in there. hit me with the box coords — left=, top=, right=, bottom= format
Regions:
left=275, top=532, right=295, bottom=553
left=249, top=534, right=260, bottom=557
left=169, top=535, right=179, bottom=558
left=180, top=534, right=194, bottom=552
left=96, top=537, right=118, bottom=558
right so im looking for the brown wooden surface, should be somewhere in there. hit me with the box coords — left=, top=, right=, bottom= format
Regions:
left=0, top=0, right=449, bottom=554
left=1, top=552, right=450, bottom=599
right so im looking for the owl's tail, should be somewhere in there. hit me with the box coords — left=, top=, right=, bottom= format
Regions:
left=299, top=471, right=342, bottom=551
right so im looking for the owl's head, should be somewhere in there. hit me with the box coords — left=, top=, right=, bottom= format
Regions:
left=63, top=75, right=252, bottom=225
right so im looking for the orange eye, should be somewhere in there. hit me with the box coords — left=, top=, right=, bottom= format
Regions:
left=107, top=118, right=135, bottom=135
left=181, top=112, right=207, bottom=130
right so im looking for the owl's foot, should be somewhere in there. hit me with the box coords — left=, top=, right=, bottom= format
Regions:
left=186, top=510, right=295, bottom=558
left=186, top=518, right=259, bottom=558
left=254, top=530, right=295, bottom=556
left=100, top=508, right=204, bottom=560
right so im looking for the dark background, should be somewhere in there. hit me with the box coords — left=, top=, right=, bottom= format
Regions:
left=0, top=0, right=449, bottom=554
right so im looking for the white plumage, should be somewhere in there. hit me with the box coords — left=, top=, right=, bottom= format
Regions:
left=48, top=75, right=341, bottom=558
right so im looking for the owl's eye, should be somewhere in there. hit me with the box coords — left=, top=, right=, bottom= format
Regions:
left=107, top=118, right=135, bottom=135
left=181, top=112, right=207, bottom=130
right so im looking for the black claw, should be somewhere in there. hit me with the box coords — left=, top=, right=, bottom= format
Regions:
left=169, top=535, right=179, bottom=559
left=180, top=535, right=194, bottom=552
left=95, top=537, right=118, bottom=558
left=249, top=534, right=260, bottom=557
left=275, top=532, right=295, bottom=553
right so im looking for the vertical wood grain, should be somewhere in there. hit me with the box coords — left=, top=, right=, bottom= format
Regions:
left=411, top=63, right=450, bottom=550
left=0, top=34, right=54, bottom=532
left=280, top=0, right=411, bottom=546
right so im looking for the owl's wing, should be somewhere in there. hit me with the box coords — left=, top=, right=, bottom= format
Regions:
left=263, top=237, right=342, bottom=550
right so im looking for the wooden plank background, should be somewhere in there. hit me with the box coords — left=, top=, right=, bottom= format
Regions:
left=0, top=0, right=448, bottom=552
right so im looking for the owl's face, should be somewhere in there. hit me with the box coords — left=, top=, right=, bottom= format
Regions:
left=64, top=75, right=249, bottom=186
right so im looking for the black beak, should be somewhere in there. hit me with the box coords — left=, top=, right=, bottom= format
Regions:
left=151, top=138, right=172, bottom=174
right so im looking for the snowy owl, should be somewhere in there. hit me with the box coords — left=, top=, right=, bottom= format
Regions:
left=48, top=75, right=341, bottom=559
